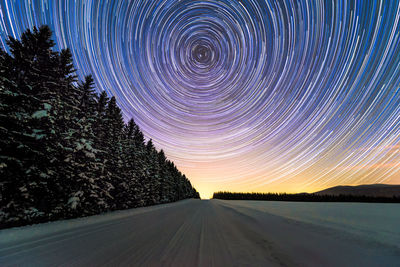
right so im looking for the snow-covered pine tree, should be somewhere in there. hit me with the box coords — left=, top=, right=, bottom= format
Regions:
left=117, top=119, right=141, bottom=208
left=144, top=139, right=161, bottom=205
left=157, top=150, right=171, bottom=203
left=103, top=96, right=125, bottom=208
left=61, top=75, right=109, bottom=217
left=0, top=26, right=63, bottom=226
left=131, top=119, right=148, bottom=207
left=91, top=90, right=116, bottom=209
left=0, top=48, right=27, bottom=225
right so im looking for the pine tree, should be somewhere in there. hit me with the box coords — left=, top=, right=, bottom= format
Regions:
left=61, top=76, right=107, bottom=216
left=0, top=26, right=61, bottom=225
left=103, top=96, right=124, bottom=208
left=157, top=149, right=170, bottom=203
left=118, top=119, right=142, bottom=208
left=145, top=139, right=161, bottom=205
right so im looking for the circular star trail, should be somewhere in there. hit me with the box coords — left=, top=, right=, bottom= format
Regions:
left=1, top=0, right=400, bottom=196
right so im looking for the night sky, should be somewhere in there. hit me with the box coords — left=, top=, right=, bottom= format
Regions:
left=1, top=0, right=400, bottom=198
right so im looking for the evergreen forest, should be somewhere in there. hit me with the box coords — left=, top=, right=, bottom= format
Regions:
left=213, top=192, right=400, bottom=203
left=0, top=26, right=199, bottom=229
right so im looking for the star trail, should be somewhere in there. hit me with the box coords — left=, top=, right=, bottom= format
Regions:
left=1, top=0, right=400, bottom=198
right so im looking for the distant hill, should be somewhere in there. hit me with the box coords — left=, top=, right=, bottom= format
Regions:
left=314, top=184, right=400, bottom=198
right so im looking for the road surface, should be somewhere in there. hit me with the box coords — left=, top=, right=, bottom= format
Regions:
left=0, top=199, right=399, bottom=266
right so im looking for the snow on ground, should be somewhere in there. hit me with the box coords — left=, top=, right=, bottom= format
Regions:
left=217, top=200, right=400, bottom=249
left=0, top=200, right=191, bottom=247
left=0, top=199, right=399, bottom=266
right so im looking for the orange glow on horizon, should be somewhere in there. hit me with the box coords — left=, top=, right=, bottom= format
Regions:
left=178, top=163, right=400, bottom=199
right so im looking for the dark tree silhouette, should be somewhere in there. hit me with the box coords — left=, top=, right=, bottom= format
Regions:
left=0, top=25, right=199, bottom=229
left=212, top=192, right=400, bottom=203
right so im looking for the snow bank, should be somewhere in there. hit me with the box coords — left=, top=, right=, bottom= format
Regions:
left=0, top=199, right=192, bottom=246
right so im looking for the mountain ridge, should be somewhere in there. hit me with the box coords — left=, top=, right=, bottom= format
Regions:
left=314, top=184, right=400, bottom=198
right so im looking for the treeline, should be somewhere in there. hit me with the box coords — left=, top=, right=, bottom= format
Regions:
left=213, top=192, right=400, bottom=203
left=0, top=26, right=199, bottom=229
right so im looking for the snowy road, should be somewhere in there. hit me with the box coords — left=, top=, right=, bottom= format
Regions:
left=1, top=199, right=399, bottom=266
